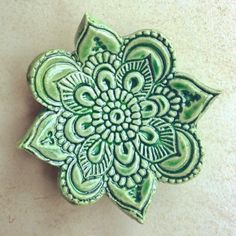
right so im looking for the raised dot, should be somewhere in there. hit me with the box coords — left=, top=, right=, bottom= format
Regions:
left=117, top=125, right=122, bottom=132
left=103, top=114, right=108, bottom=120
left=103, top=106, right=110, bottom=113
left=115, top=101, right=121, bottom=107
left=113, top=174, right=119, bottom=182
left=125, top=117, right=132, bottom=123
left=127, top=130, right=135, bottom=138
left=122, top=123, right=129, bottom=129
left=111, top=125, right=116, bottom=132
left=105, top=120, right=112, bottom=127
left=121, top=104, right=126, bottom=110
left=124, top=110, right=131, bottom=117
left=132, top=174, right=142, bottom=184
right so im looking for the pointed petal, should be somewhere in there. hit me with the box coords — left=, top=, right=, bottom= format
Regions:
left=106, top=171, right=157, bottom=223
left=19, top=111, right=70, bottom=166
left=169, top=73, right=220, bottom=124
left=75, top=14, right=123, bottom=64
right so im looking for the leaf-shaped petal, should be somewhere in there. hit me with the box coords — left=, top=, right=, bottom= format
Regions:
left=57, top=71, right=98, bottom=114
left=28, top=50, right=81, bottom=111
left=106, top=171, right=157, bottom=223
left=78, top=135, right=113, bottom=178
left=116, top=58, right=154, bottom=95
left=135, top=118, right=177, bottom=162
left=120, top=30, right=175, bottom=82
left=19, top=111, right=70, bottom=166
left=151, top=128, right=202, bottom=183
left=75, top=14, right=123, bottom=64
left=59, top=158, right=105, bottom=204
left=169, top=73, right=220, bottom=124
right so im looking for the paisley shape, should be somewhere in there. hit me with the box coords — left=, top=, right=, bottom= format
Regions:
left=75, top=14, right=123, bottom=64
left=83, top=51, right=121, bottom=91
left=57, top=71, right=98, bottom=114
left=140, top=100, right=158, bottom=119
left=106, top=171, right=157, bottom=223
left=59, top=158, right=105, bottom=204
left=116, top=58, right=153, bottom=95
left=28, top=50, right=81, bottom=111
left=136, top=118, right=177, bottom=162
left=169, top=73, right=220, bottom=124
left=78, top=135, right=113, bottom=178
left=114, top=142, right=141, bottom=177
left=120, top=30, right=175, bottom=82
left=152, top=128, right=202, bottom=183
left=19, top=111, right=69, bottom=166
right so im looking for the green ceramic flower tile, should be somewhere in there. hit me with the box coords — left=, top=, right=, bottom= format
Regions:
left=19, top=14, right=219, bottom=223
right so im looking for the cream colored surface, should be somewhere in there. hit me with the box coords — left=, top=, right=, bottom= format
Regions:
left=0, top=0, right=235, bottom=235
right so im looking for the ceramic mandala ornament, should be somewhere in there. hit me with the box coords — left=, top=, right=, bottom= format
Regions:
left=19, top=14, right=219, bottom=223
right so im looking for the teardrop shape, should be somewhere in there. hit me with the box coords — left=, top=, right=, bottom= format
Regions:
left=75, top=114, right=95, bottom=137
left=123, top=71, right=144, bottom=93
left=88, top=139, right=105, bottom=163
left=139, top=126, right=159, bottom=145
left=140, top=100, right=158, bottom=119
left=75, top=85, right=96, bottom=107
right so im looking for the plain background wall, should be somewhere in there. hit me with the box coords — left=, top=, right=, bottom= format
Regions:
left=0, top=0, right=235, bottom=235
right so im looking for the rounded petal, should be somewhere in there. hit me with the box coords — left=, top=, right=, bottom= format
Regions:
left=28, top=50, right=81, bottom=111
left=19, top=111, right=71, bottom=166
left=57, top=71, right=98, bottom=114
left=116, top=58, right=153, bottom=95
left=75, top=14, right=123, bottom=64
left=59, top=158, right=105, bottom=205
left=78, top=135, right=113, bottom=178
left=135, top=118, right=177, bottom=162
left=120, top=30, right=175, bottom=82
left=106, top=170, right=157, bottom=223
left=169, top=73, right=220, bottom=124
left=151, top=128, right=202, bottom=183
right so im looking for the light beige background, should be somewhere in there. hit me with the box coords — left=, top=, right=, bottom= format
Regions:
left=0, top=0, right=235, bottom=235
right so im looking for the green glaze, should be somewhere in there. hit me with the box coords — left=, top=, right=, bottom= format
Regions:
left=19, top=14, right=219, bottom=223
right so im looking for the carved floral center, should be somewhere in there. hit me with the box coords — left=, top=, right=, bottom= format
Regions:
left=92, top=88, right=142, bottom=144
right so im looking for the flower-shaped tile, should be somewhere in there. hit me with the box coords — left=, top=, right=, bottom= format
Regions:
left=19, top=14, right=219, bottom=223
